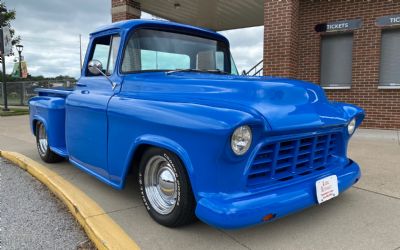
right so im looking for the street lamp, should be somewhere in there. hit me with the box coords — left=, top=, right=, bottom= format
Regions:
left=16, top=44, right=23, bottom=77
left=16, top=44, right=24, bottom=105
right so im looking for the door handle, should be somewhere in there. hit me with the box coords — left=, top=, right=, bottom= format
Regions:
left=81, top=90, right=90, bottom=94
left=76, top=83, right=87, bottom=87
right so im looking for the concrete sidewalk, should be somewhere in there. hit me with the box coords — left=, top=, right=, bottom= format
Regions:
left=1, top=115, right=399, bottom=250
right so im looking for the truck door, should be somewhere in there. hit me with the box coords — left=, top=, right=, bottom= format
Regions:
left=65, top=33, right=121, bottom=180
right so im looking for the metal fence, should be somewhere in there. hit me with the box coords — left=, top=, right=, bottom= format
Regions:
left=0, top=80, right=76, bottom=106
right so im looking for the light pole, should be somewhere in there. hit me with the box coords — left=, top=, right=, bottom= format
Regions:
left=1, top=52, right=9, bottom=111
left=16, top=44, right=24, bottom=105
left=16, top=44, right=23, bottom=76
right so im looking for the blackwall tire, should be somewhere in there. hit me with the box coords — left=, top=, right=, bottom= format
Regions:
left=138, top=147, right=196, bottom=227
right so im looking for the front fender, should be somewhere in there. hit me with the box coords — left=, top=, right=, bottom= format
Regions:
left=332, top=102, right=365, bottom=127
left=30, top=115, right=48, bottom=136
left=106, top=96, right=263, bottom=194
left=117, top=134, right=195, bottom=190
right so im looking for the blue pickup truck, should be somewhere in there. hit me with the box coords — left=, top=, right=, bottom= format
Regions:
left=29, top=19, right=364, bottom=229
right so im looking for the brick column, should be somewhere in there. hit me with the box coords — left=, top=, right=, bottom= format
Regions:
left=112, top=0, right=141, bottom=22
left=263, top=0, right=299, bottom=78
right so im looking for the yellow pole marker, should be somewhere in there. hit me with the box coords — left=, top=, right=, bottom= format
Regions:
left=0, top=150, right=140, bottom=250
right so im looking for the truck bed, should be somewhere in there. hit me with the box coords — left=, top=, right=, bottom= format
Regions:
left=35, top=87, right=74, bottom=97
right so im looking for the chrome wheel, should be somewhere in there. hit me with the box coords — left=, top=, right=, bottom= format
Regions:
left=37, top=123, right=48, bottom=156
left=144, top=155, right=177, bottom=215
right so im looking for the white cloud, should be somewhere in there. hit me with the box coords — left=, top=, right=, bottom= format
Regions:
left=4, top=0, right=111, bottom=78
left=220, top=26, right=264, bottom=73
left=4, top=1, right=263, bottom=78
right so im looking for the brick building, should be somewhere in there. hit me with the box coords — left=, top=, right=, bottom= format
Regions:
left=112, top=0, right=400, bottom=129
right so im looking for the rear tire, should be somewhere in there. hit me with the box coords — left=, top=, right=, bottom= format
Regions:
left=138, top=147, right=196, bottom=227
left=35, top=122, right=64, bottom=163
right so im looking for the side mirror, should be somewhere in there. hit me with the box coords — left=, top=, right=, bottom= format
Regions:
left=88, top=59, right=103, bottom=75
left=87, top=59, right=118, bottom=90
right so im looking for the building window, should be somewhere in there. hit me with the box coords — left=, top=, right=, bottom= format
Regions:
left=379, top=29, right=400, bottom=87
left=320, top=33, right=353, bottom=89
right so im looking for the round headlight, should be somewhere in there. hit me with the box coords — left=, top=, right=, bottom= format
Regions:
left=348, top=118, right=356, bottom=135
left=231, top=125, right=252, bottom=156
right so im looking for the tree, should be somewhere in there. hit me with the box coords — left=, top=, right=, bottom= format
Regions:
left=0, top=0, right=20, bottom=53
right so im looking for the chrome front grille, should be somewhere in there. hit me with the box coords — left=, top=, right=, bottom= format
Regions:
left=247, top=132, right=341, bottom=187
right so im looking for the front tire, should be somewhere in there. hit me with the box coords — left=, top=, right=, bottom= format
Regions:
left=138, top=147, right=196, bottom=227
left=35, top=122, right=63, bottom=163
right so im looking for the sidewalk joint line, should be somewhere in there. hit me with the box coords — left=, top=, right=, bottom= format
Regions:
left=218, top=229, right=252, bottom=250
left=397, top=130, right=400, bottom=146
left=87, top=204, right=144, bottom=219
left=353, top=186, right=400, bottom=201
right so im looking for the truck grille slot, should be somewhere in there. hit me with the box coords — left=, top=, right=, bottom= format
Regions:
left=247, top=133, right=341, bottom=187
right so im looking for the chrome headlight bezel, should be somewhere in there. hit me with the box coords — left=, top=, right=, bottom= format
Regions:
left=347, top=117, right=357, bottom=135
left=231, top=125, right=252, bottom=156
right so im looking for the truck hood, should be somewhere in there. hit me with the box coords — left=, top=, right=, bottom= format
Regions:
left=122, top=72, right=353, bottom=131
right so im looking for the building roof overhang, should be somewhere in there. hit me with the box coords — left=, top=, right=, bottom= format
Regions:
left=137, top=0, right=264, bottom=31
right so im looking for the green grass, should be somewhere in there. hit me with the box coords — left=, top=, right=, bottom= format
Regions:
left=0, top=108, right=29, bottom=117
left=0, top=98, right=24, bottom=106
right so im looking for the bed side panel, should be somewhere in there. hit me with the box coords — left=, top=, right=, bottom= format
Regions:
left=29, top=96, right=66, bottom=151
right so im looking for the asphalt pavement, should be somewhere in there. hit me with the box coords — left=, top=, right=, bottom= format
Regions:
left=0, top=158, right=93, bottom=250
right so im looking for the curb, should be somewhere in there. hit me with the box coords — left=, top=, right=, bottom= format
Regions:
left=0, top=151, right=140, bottom=250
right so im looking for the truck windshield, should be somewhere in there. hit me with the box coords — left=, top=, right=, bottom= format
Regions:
left=121, top=29, right=238, bottom=75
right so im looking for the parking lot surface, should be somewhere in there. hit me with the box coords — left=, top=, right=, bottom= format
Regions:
left=0, top=158, right=92, bottom=249
left=0, top=115, right=399, bottom=250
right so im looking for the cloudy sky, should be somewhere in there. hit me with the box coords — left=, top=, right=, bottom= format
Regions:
left=5, top=0, right=263, bottom=78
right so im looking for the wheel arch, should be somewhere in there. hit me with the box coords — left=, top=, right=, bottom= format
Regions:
left=120, top=134, right=195, bottom=191
left=31, top=116, right=48, bottom=136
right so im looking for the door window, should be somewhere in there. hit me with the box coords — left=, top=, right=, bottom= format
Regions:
left=88, top=34, right=120, bottom=76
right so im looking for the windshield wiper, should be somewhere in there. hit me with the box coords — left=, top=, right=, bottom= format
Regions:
left=206, top=69, right=230, bottom=75
left=166, top=69, right=230, bottom=75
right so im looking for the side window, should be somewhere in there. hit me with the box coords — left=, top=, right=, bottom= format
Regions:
left=108, top=36, right=121, bottom=74
left=88, top=34, right=120, bottom=76
left=216, top=51, right=224, bottom=71
left=92, top=44, right=110, bottom=72
left=216, top=52, right=239, bottom=75
left=320, top=33, right=353, bottom=88
left=230, top=56, right=239, bottom=75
